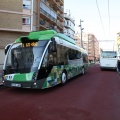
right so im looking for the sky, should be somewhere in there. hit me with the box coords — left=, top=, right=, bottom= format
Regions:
left=64, top=0, right=120, bottom=50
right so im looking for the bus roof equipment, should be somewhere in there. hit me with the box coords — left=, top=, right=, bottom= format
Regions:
left=15, top=30, right=76, bottom=45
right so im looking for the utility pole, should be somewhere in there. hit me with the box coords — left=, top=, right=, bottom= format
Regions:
left=79, top=19, right=84, bottom=48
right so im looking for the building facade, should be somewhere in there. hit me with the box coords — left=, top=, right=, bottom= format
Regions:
left=74, top=33, right=99, bottom=62
left=0, top=0, right=64, bottom=64
left=115, top=32, right=120, bottom=59
left=64, top=12, right=75, bottom=39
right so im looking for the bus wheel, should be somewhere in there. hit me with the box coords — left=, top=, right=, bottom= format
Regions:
left=61, top=72, right=67, bottom=84
left=81, top=67, right=85, bottom=75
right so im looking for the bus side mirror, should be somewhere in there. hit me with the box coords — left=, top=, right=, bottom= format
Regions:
left=51, top=38, right=57, bottom=52
left=5, top=44, right=11, bottom=55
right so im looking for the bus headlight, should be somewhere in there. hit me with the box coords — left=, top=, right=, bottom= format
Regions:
left=33, top=82, right=36, bottom=85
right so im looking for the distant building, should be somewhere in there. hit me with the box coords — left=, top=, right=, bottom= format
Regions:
left=64, top=12, right=75, bottom=39
left=74, top=33, right=100, bottom=62
left=0, top=0, right=64, bottom=64
left=116, top=32, right=120, bottom=53
left=115, top=32, right=120, bottom=59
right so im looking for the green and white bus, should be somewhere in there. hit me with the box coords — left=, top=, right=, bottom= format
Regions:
left=2, top=30, right=88, bottom=89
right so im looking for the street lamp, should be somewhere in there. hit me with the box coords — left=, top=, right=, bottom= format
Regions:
left=79, top=19, right=84, bottom=48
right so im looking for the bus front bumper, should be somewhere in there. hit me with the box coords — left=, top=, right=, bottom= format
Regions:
left=100, top=66, right=117, bottom=70
left=3, top=79, right=46, bottom=89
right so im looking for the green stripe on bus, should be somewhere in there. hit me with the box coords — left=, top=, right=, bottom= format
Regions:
left=13, top=72, right=34, bottom=82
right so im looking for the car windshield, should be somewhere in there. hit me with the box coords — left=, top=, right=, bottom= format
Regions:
left=101, top=51, right=117, bottom=58
left=5, top=40, right=48, bottom=74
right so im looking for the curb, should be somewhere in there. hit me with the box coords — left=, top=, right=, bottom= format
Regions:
left=0, top=70, right=4, bottom=88
left=0, top=85, right=7, bottom=90
left=0, top=73, right=3, bottom=86
left=0, top=81, right=3, bottom=86
left=0, top=83, right=3, bottom=86
left=0, top=81, right=4, bottom=88
left=0, top=81, right=5, bottom=89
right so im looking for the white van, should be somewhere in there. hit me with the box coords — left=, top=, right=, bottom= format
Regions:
left=100, top=51, right=117, bottom=70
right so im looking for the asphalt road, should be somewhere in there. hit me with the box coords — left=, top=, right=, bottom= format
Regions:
left=0, top=64, right=120, bottom=120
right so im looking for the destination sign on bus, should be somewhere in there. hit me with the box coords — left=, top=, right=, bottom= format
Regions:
left=22, top=42, right=38, bottom=47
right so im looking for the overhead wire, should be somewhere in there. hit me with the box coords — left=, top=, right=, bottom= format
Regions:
left=96, top=0, right=114, bottom=50
left=96, top=0, right=106, bottom=37
left=108, top=0, right=114, bottom=50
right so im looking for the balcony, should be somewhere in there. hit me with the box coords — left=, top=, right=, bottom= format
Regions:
left=41, top=0, right=50, bottom=6
left=56, top=3, right=64, bottom=13
left=47, top=0, right=63, bottom=13
left=57, top=12, right=64, bottom=22
left=40, top=19, right=59, bottom=32
left=40, top=8, right=56, bottom=25
left=40, top=19, right=51, bottom=30
left=56, top=0, right=64, bottom=6
left=57, top=20, right=63, bottom=30
left=64, top=13, right=75, bottom=24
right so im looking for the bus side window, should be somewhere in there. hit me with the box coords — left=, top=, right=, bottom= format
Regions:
left=47, top=53, right=57, bottom=66
left=55, top=44, right=68, bottom=65
left=53, top=52, right=57, bottom=65
left=42, top=50, right=48, bottom=67
left=76, top=51, right=81, bottom=59
left=48, top=54, right=54, bottom=65
left=68, top=49, right=76, bottom=60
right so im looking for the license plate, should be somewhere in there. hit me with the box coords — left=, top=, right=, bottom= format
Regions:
left=11, top=83, right=21, bottom=87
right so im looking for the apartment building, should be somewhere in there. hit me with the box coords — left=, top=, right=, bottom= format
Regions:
left=88, top=34, right=99, bottom=62
left=115, top=32, right=120, bottom=58
left=74, top=33, right=100, bottom=62
left=64, top=12, right=75, bottom=39
left=0, top=0, right=64, bottom=64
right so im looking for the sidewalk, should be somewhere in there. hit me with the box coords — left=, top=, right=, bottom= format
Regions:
left=0, top=64, right=3, bottom=86
left=0, top=70, right=3, bottom=86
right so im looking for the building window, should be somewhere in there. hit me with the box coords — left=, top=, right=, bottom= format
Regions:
left=23, top=0, right=31, bottom=9
left=22, top=17, right=30, bottom=25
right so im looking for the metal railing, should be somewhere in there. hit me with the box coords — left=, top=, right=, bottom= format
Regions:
left=57, top=12, right=63, bottom=20
left=40, top=8, right=57, bottom=23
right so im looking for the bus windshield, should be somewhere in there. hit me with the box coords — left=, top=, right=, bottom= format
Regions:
left=101, top=51, right=117, bottom=58
left=5, top=40, right=48, bottom=74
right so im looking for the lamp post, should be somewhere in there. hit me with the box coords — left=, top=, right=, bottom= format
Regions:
left=79, top=19, right=84, bottom=48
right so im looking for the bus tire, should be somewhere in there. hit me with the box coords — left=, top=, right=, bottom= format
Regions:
left=81, top=67, right=85, bottom=75
left=61, top=71, right=67, bottom=84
